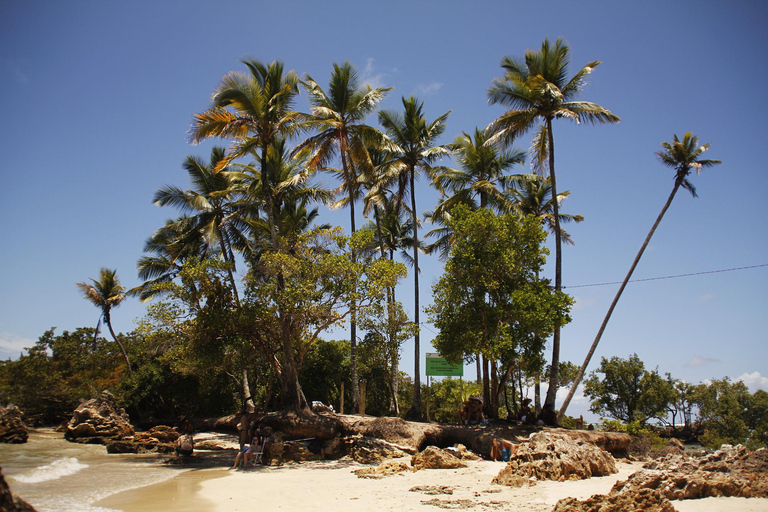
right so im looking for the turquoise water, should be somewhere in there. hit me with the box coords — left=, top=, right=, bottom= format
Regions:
left=0, top=430, right=184, bottom=512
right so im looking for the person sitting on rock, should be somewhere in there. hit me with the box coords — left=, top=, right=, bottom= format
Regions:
left=175, top=433, right=194, bottom=457
left=490, top=438, right=516, bottom=462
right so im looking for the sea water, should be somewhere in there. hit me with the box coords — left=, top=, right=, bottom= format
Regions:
left=0, top=429, right=184, bottom=512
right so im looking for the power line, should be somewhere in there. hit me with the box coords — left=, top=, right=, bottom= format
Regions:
left=563, top=264, right=768, bottom=290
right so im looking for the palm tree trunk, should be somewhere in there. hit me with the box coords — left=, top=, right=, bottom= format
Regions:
left=544, top=118, right=562, bottom=410
left=408, top=167, right=422, bottom=420
left=105, top=313, right=132, bottom=374
left=558, top=181, right=683, bottom=420
left=342, top=150, right=360, bottom=415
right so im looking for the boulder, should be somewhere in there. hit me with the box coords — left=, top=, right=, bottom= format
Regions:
left=64, top=391, right=133, bottom=444
left=492, top=431, right=617, bottom=487
left=0, top=405, right=28, bottom=444
left=613, top=444, right=768, bottom=500
left=553, top=488, right=676, bottom=512
left=353, top=460, right=412, bottom=479
left=345, top=435, right=411, bottom=464
left=411, top=446, right=467, bottom=470
left=1, top=467, right=37, bottom=511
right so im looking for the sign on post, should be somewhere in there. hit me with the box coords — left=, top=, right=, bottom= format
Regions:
left=425, top=353, right=463, bottom=377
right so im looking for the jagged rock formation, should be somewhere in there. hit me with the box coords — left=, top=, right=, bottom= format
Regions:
left=613, top=444, right=768, bottom=500
left=553, top=488, right=676, bottom=512
left=411, top=446, right=467, bottom=470
left=353, top=460, right=412, bottom=479
left=0, top=405, right=28, bottom=444
left=64, top=391, right=133, bottom=444
left=105, top=425, right=180, bottom=454
left=492, top=431, right=617, bottom=487
left=0, top=467, right=36, bottom=511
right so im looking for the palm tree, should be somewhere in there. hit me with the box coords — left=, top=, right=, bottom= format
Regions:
left=378, top=95, right=451, bottom=420
left=76, top=268, right=131, bottom=373
left=559, top=133, right=721, bottom=419
left=153, top=146, right=247, bottom=305
left=129, top=216, right=204, bottom=302
left=295, top=61, right=391, bottom=413
left=487, top=37, right=619, bottom=411
left=190, top=58, right=300, bottom=246
left=513, top=176, right=583, bottom=245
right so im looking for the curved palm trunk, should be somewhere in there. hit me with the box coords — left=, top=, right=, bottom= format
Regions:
left=544, top=118, right=562, bottom=411
left=374, top=206, right=400, bottom=415
left=104, top=311, right=132, bottom=374
left=558, top=180, right=683, bottom=420
left=408, top=167, right=422, bottom=420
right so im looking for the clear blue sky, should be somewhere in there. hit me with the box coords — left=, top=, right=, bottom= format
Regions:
left=2, top=1, right=766, bottom=420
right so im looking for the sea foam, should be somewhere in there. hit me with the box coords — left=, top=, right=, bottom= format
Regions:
left=13, top=457, right=88, bottom=483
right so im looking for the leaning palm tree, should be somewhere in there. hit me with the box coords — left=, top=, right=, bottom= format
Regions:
left=559, top=133, right=721, bottom=419
left=295, top=61, right=391, bottom=413
left=76, top=268, right=131, bottom=373
left=487, top=37, right=619, bottom=411
left=378, top=95, right=451, bottom=420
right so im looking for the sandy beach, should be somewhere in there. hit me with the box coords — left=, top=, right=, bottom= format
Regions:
left=97, top=456, right=768, bottom=512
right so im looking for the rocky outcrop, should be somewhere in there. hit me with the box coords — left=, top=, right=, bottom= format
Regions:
left=105, top=425, right=180, bottom=454
left=492, top=431, right=617, bottom=487
left=613, top=444, right=768, bottom=500
left=345, top=435, right=412, bottom=464
left=553, top=488, right=676, bottom=512
left=0, top=467, right=37, bottom=511
left=0, top=405, right=28, bottom=444
left=353, top=460, right=412, bottom=479
left=64, top=391, right=133, bottom=444
left=411, top=446, right=467, bottom=470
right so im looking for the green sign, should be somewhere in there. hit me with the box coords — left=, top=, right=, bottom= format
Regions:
left=426, top=353, right=463, bottom=377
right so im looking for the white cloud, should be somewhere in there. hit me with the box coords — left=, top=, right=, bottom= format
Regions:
left=414, top=82, right=444, bottom=96
left=686, top=355, right=719, bottom=368
left=699, top=292, right=716, bottom=301
left=360, top=58, right=389, bottom=89
left=0, top=332, right=34, bottom=360
left=736, top=371, right=768, bottom=392
left=572, top=296, right=595, bottom=311
left=2, top=58, right=29, bottom=85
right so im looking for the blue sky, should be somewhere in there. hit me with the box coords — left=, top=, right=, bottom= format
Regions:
left=2, top=1, right=766, bottom=420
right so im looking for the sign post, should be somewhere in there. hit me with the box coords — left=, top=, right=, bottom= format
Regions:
left=425, top=353, right=464, bottom=377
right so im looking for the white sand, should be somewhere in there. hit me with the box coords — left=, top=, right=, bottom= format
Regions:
left=99, top=458, right=768, bottom=512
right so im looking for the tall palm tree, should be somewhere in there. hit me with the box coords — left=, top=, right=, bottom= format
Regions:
left=559, top=133, right=721, bottom=419
left=129, top=216, right=204, bottom=302
left=76, top=268, right=131, bottom=373
left=487, top=37, right=619, bottom=410
left=190, top=58, right=300, bottom=246
left=378, top=95, right=451, bottom=420
left=153, top=146, right=247, bottom=304
left=513, top=176, right=583, bottom=245
left=295, top=61, right=391, bottom=413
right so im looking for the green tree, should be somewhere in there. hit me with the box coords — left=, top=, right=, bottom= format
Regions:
left=428, top=206, right=571, bottom=419
left=378, top=95, right=451, bottom=420
left=692, top=378, right=767, bottom=449
left=76, top=268, right=132, bottom=374
left=295, top=61, right=391, bottom=413
left=561, top=133, right=721, bottom=419
left=487, top=37, right=619, bottom=410
left=583, top=354, right=674, bottom=424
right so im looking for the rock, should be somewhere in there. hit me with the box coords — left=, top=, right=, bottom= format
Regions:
left=553, top=488, right=676, bottom=512
left=64, top=391, right=134, bottom=444
left=492, top=431, right=617, bottom=487
left=613, top=444, right=768, bottom=500
left=446, top=444, right=482, bottom=461
left=554, top=428, right=632, bottom=457
left=1, top=467, right=37, bottom=511
left=105, top=438, right=138, bottom=454
left=411, top=446, right=467, bottom=471
left=0, top=405, right=29, bottom=444
left=353, top=460, right=411, bottom=479
left=345, top=435, right=410, bottom=464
